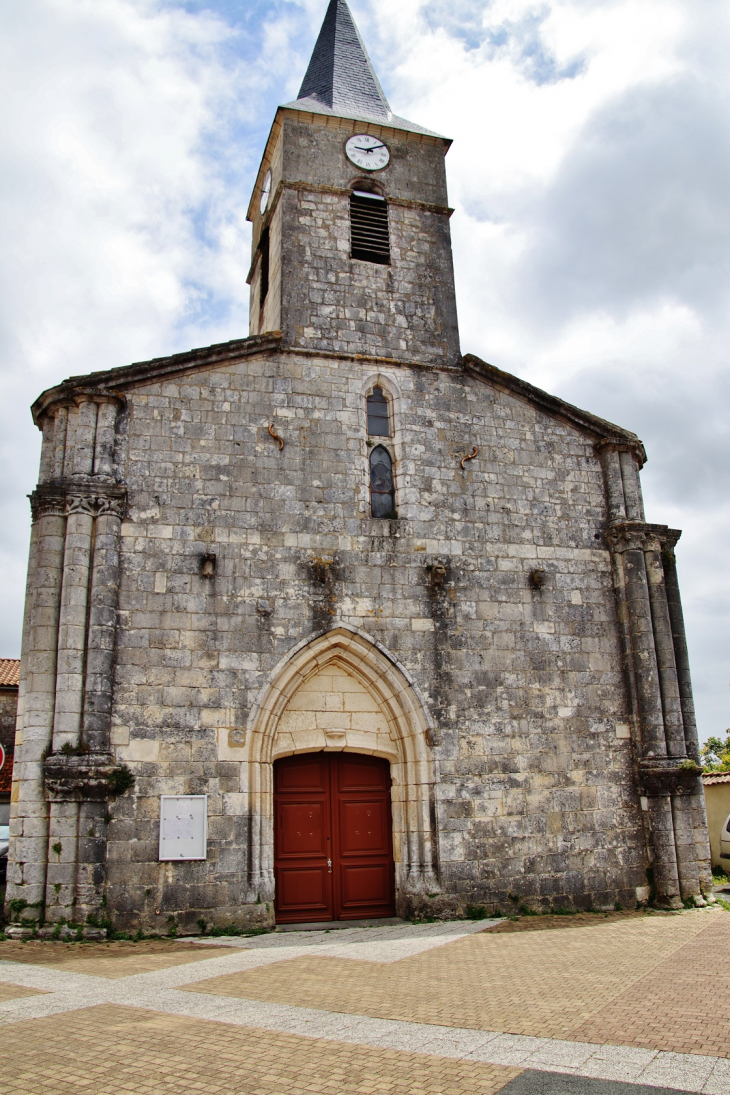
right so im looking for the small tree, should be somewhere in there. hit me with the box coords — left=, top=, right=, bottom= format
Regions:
left=701, top=732, right=730, bottom=773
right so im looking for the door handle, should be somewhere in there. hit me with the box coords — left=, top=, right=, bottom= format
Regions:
left=327, top=858, right=332, bottom=873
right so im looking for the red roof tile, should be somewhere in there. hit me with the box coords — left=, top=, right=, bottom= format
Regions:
left=0, top=659, right=20, bottom=688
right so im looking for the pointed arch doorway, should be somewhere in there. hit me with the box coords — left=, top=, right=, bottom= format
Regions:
left=274, top=751, right=395, bottom=923
left=246, top=625, right=440, bottom=918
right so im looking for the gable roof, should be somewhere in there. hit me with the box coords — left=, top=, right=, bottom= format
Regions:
left=0, top=659, right=20, bottom=688
left=31, top=333, right=282, bottom=425
left=283, top=0, right=443, bottom=139
left=463, top=353, right=645, bottom=461
left=31, top=336, right=644, bottom=459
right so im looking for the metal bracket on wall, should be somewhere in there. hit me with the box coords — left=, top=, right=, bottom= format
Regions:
left=460, top=446, right=478, bottom=469
left=268, top=423, right=284, bottom=450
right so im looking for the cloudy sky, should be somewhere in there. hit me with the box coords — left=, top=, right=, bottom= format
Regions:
left=2, top=0, right=728, bottom=743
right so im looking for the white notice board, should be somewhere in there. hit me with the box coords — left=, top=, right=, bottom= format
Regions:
left=159, top=795, right=207, bottom=861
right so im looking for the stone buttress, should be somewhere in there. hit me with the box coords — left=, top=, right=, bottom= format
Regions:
left=6, top=389, right=128, bottom=932
left=598, top=440, right=712, bottom=907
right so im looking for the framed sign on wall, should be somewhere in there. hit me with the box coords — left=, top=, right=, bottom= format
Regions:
left=158, top=795, right=207, bottom=861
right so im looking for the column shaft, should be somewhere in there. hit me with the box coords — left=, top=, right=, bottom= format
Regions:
left=601, top=447, right=627, bottom=522
left=45, top=800, right=79, bottom=922
left=52, top=407, right=68, bottom=480
left=75, top=801, right=110, bottom=923
left=39, top=419, right=55, bottom=483
left=662, top=552, right=700, bottom=759
left=5, top=511, right=66, bottom=919
left=619, top=450, right=645, bottom=520
left=662, top=550, right=713, bottom=893
left=648, top=796, right=681, bottom=906
left=72, top=400, right=98, bottom=476
left=52, top=512, right=94, bottom=750
left=691, top=789, right=713, bottom=897
left=644, top=548, right=686, bottom=757
left=82, top=512, right=122, bottom=753
left=671, top=793, right=701, bottom=901
left=621, top=549, right=666, bottom=756
left=93, top=402, right=117, bottom=477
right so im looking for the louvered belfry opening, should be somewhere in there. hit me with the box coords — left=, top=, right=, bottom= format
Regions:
left=350, top=190, right=390, bottom=265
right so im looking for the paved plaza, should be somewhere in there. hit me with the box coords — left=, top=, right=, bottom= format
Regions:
left=0, top=908, right=728, bottom=1094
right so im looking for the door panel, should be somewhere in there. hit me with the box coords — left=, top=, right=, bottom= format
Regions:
left=276, top=802, right=327, bottom=856
left=338, top=801, right=389, bottom=855
left=274, top=752, right=395, bottom=923
left=277, top=867, right=330, bottom=913
left=338, top=755, right=388, bottom=790
left=277, top=754, right=328, bottom=792
left=333, top=753, right=394, bottom=919
left=274, top=753, right=333, bottom=922
left=340, top=864, right=392, bottom=907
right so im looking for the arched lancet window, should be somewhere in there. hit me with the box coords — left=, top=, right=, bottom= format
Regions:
left=370, top=445, right=396, bottom=519
left=367, top=386, right=390, bottom=436
left=258, top=226, right=270, bottom=308
left=350, top=191, right=390, bottom=265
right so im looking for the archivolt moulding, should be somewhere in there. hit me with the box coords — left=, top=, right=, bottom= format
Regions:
left=244, top=624, right=439, bottom=907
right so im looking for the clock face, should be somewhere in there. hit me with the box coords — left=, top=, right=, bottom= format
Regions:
left=259, top=169, right=272, bottom=215
left=345, top=134, right=390, bottom=171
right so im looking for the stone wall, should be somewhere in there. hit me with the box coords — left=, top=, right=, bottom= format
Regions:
left=103, top=346, right=648, bottom=931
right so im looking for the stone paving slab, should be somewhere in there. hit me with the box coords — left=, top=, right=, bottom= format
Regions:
left=0, top=939, right=226, bottom=978
left=0, top=982, right=46, bottom=1002
left=572, top=917, right=730, bottom=1058
left=185, top=918, right=493, bottom=950
left=0, top=1004, right=522, bottom=1095
left=0, top=911, right=727, bottom=1094
left=3, top=955, right=725, bottom=1093
left=183, top=911, right=718, bottom=1040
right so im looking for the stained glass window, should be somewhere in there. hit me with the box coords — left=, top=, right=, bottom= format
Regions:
left=370, top=445, right=396, bottom=519
left=367, top=387, right=390, bottom=436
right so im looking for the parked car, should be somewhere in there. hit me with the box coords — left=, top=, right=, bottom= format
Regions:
left=721, top=813, right=730, bottom=863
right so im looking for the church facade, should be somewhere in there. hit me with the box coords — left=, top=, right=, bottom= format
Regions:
left=6, top=0, right=712, bottom=936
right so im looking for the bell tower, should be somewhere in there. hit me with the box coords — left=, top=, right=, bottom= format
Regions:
left=246, top=0, right=460, bottom=368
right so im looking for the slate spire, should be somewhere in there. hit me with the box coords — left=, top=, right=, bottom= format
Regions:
left=295, top=0, right=391, bottom=122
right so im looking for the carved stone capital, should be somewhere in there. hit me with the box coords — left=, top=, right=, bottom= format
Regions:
left=72, top=388, right=126, bottom=410
left=594, top=437, right=647, bottom=468
left=66, top=489, right=126, bottom=519
left=638, top=757, right=703, bottom=797
left=30, top=479, right=127, bottom=523
left=662, top=529, right=682, bottom=554
left=29, top=487, right=67, bottom=522
left=33, top=387, right=126, bottom=428
left=44, top=754, right=124, bottom=801
left=605, top=521, right=681, bottom=555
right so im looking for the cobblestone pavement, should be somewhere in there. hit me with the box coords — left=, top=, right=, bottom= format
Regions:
left=0, top=910, right=727, bottom=1095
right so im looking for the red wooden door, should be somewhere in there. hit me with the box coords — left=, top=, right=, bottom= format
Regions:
left=274, top=753, right=333, bottom=922
left=274, top=752, right=395, bottom=923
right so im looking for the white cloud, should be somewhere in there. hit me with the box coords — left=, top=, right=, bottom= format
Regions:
left=1, top=0, right=728, bottom=743
left=0, top=0, right=252, bottom=660
left=367, top=0, right=730, bottom=740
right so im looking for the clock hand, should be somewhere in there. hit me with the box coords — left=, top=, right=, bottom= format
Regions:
left=354, top=143, right=385, bottom=153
